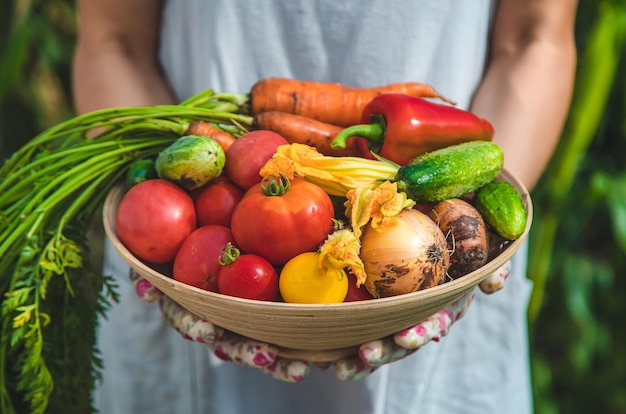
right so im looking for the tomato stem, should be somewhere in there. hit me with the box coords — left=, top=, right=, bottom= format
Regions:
left=260, top=174, right=291, bottom=196
left=218, top=242, right=241, bottom=266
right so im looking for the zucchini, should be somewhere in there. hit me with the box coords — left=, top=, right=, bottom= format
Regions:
left=475, top=180, right=527, bottom=240
left=394, top=141, right=504, bottom=203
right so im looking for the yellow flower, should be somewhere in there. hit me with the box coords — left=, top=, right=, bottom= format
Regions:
left=318, top=229, right=367, bottom=286
left=346, top=181, right=415, bottom=238
left=259, top=154, right=297, bottom=180
left=259, top=143, right=398, bottom=196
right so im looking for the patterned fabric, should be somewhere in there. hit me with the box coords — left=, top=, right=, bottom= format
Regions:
left=154, top=287, right=481, bottom=382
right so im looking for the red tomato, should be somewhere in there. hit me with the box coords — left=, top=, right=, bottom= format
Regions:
left=231, top=177, right=335, bottom=265
left=173, top=225, right=237, bottom=292
left=343, top=273, right=375, bottom=302
left=224, top=130, right=288, bottom=190
left=116, top=179, right=196, bottom=264
left=194, top=178, right=244, bottom=227
left=217, top=252, right=279, bottom=301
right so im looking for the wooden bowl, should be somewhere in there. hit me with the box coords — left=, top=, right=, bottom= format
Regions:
left=103, top=169, right=532, bottom=362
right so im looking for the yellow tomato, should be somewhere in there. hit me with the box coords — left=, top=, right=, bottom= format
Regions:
left=279, top=252, right=349, bottom=304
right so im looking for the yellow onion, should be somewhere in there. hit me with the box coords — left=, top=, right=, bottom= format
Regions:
left=361, top=209, right=450, bottom=298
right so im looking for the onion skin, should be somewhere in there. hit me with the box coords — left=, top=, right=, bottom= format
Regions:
left=429, top=198, right=489, bottom=279
left=361, top=209, right=450, bottom=298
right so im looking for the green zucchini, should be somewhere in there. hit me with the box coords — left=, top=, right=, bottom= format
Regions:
left=475, top=180, right=527, bottom=240
left=394, top=141, right=504, bottom=203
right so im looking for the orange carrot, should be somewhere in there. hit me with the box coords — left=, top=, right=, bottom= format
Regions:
left=254, top=111, right=362, bottom=157
left=249, top=78, right=456, bottom=127
left=186, top=120, right=237, bottom=153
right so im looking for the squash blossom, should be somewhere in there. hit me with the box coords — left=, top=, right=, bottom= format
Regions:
left=318, top=229, right=368, bottom=286
left=345, top=181, right=415, bottom=238
left=259, top=143, right=399, bottom=197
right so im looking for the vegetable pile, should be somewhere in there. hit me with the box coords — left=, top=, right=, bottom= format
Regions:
left=120, top=136, right=525, bottom=303
left=0, top=78, right=528, bottom=413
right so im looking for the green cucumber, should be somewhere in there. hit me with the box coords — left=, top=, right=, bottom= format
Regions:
left=394, top=141, right=504, bottom=203
left=475, top=180, right=527, bottom=240
left=126, top=158, right=158, bottom=187
left=155, top=135, right=225, bottom=190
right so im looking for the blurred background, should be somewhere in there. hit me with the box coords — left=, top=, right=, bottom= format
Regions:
left=1, top=0, right=625, bottom=413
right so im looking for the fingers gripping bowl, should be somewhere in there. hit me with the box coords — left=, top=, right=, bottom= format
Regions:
left=103, top=168, right=532, bottom=362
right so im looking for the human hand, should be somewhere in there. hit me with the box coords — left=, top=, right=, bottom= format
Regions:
left=334, top=260, right=512, bottom=381
left=478, top=260, right=511, bottom=294
left=129, top=269, right=310, bottom=382
left=129, top=268, right=164, bottom=302
left=159, top=296, right=311, bottom=382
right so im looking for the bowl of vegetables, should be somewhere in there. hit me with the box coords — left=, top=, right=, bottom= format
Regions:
left=103, top=131, right=533, bottom=362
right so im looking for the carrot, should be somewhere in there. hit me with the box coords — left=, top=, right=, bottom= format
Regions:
left=186, top=120, right=237, bottom=153
left=254, top=111, right=362, bottom=157
left=249, top=77, right=456, bottom=127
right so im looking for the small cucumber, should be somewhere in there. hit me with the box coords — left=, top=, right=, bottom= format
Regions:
left=475, top=180, right=527, bottom=240
left=156, top=135, right=225, bottom=191
left=126, top=158, right=157, bottom=187
left=394, top=141, right=504, bottom=203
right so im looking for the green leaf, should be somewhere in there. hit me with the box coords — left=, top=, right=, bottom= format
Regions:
left=0, top=17, right=32, bottom=100
left=591, top=170, right=626, bottom=252
left=605, top=177, right=626, bottom=252
left=1, top=287, right=34, bottom=315
left=562, top=255, right=593, bottom=321
left=12, top=306, right=34, bottom=328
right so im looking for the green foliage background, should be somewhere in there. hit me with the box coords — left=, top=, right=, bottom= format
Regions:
left=1, top=0, right=624, bottom=412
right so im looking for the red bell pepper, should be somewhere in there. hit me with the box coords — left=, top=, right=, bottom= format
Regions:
left=331, top=93, right=495, bottom=165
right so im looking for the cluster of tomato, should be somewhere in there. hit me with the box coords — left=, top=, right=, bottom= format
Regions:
left=115, top=130, right=373, bottom=303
